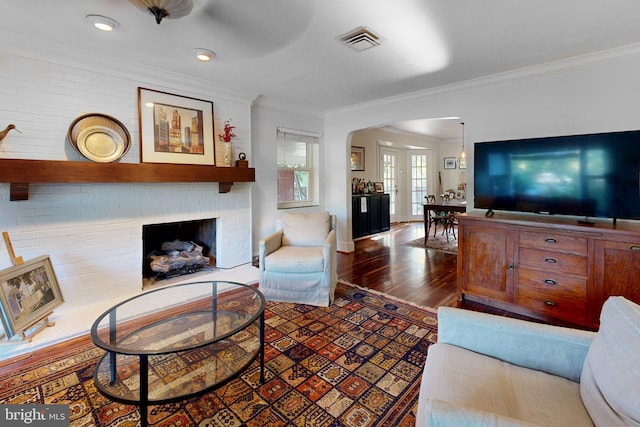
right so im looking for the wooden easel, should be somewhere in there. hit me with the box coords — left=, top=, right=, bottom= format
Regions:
left=2, top=231, right=24, bottom=266
left=0, top=231, right=56, bottom=343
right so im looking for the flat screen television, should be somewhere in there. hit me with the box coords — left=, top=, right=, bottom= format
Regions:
left=474, top=130, right=640, bottom=221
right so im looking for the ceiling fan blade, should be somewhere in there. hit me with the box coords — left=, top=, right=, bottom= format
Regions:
left=194, top=0, right=314, bottom=58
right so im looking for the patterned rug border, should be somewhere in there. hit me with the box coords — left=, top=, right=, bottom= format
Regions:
left=338, top=279, right=438, bottom=314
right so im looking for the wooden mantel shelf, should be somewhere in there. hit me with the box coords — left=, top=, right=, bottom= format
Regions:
left=0, top=159, right=255, bottom=200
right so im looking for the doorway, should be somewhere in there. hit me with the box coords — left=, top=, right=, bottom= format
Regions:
left=348, top=118, right=461, bottom=228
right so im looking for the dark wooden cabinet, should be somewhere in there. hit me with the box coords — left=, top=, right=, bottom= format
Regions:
left=353, top=196, right=370, bottom=238
left=458, top=211, right=640, bottom=329
left=369, top=195, right=382, bottom=233
left=380, top=194, right=390, bottom=231
left=352, top=194, right=391, bottom=238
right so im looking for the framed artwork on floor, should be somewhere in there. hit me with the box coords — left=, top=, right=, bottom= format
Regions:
left=0, top=255, right=64, bottom=338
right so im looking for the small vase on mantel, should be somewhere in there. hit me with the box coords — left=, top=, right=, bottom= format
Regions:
left=218, top=119, right=236, bottom=167
left=223, top=142, right=232, bottom=166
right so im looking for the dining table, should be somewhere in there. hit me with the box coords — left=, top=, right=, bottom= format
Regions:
left=423, top=200, right=467, bottom=243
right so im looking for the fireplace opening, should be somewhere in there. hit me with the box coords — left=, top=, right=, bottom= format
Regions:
left=142, top=218, right=216, bottom=286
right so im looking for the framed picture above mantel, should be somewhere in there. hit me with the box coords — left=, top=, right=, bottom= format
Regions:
left=138, top=87, right=216, bottom=166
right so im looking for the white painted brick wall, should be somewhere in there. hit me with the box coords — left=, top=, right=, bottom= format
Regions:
left=0, top=53, right=253, bottom=338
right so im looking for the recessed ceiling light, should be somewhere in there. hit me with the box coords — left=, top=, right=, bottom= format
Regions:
left=86, top=15, right=119, bottom=32
left=193, top=48, right=215, bottom=62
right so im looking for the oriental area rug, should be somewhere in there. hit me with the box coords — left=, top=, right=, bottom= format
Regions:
left=405, top=232, right=458, bottom=255
left=0, top=281, right=438, bottom=427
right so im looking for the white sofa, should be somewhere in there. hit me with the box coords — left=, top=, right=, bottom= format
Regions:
left=416, top=296, right=640, bottom=427
left=258, top=211, right=337, bottom=307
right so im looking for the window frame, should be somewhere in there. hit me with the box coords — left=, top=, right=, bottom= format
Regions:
left=277, top=127, right=320, bottom=209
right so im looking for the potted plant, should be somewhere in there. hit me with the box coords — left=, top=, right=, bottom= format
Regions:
left=218, top=119, right=236, bottom=166
left=219, top=119, right=236, bottom=143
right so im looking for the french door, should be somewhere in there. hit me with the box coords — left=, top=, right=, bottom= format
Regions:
left=379, top=147, right=399, bottom=223
left=408, top=150, right=432, bottom=221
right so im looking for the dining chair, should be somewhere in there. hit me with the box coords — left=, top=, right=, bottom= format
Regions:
left=444, top=212, right=458, bottom=242
left=425, top=195, right=450, bottom=243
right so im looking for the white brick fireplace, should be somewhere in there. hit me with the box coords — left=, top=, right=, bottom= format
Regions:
left=0, top=50, right=258, bottom=357
left=1, top=180, right=252, bottom=295
left=0, top=181, right=255, bottom=357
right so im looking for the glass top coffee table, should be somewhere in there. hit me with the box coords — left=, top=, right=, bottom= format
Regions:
left=90, top=281, right=265, bottom=426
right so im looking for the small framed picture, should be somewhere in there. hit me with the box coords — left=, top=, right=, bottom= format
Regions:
left=351, top=146, right=365, bottom=171
left=0, top=255, right=64, bottom=338
left=374, top=182, right=384, bottom=193
left=459, top=157, right=467, bottom=169
left=138, top=87, right=216, bottom=165
left=444, top=157, right=457, bottom=169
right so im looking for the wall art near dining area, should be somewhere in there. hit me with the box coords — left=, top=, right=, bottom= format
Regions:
left=444, top=157, right=457, bottom=169
left=351, top=146, right=365, bottom=171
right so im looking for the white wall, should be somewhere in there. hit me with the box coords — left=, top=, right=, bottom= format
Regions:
left=250, top=102, right=325, bottom=253
left=327, top=46, right=640, bottom=252
left=0, top=51, right=255, bottom=338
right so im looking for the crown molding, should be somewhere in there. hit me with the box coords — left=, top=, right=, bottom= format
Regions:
left=329, top=42, right=640, bottom=116
left=377, top=125, right=445, bottom=141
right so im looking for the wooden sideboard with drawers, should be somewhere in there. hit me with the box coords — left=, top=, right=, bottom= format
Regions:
left=457, top=211, right=640, bottom=329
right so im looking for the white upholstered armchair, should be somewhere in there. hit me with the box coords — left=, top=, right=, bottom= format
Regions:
left=258, top=211, right=337, bottom=307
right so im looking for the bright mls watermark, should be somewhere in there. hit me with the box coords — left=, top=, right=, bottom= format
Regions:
left=1, top=405, right=68, bottom=426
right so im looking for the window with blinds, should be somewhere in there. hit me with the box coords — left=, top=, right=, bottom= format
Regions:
left=277, top=128, right=320, bottom=209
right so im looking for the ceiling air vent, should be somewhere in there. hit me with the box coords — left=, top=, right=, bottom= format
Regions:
left=338, top=26, right=383, bottom=52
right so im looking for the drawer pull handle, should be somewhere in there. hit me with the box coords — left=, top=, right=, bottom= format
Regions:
left=630, top=245, right=640, bottom=251
left=545, top=238, right=557, bottom=244
left=544, top=300, right=557, bottom=307
left=544, top=279, right=557, bottom=285
left=545, top=257, right=557, bottom=264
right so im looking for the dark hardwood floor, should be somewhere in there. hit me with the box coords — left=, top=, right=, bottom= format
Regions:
left=337, top=221, right=528, bottom=318
left=337, top=221, right=459, bottom=309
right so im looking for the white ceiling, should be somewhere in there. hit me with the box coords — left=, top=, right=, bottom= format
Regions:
left=379, top=118, right=464, bottom=142
left=4, top=0, right=640, bottom=139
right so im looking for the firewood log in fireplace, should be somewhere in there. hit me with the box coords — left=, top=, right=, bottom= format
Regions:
left=149, top=239, right=210, bottom=274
